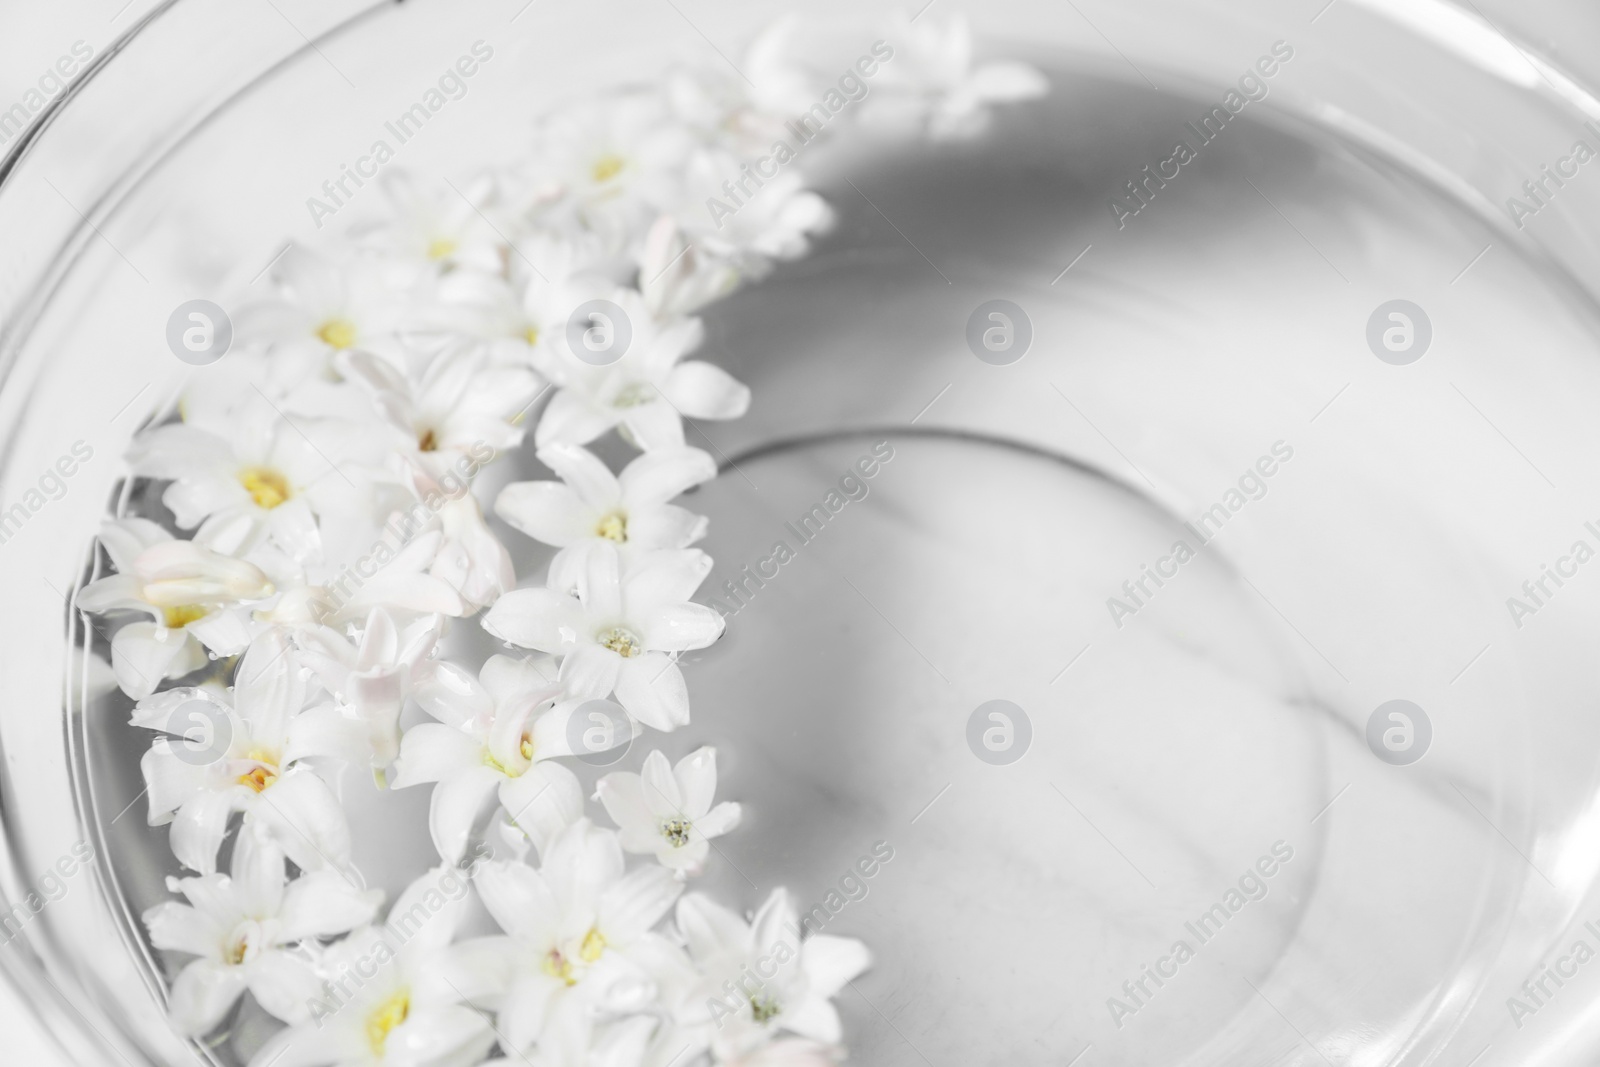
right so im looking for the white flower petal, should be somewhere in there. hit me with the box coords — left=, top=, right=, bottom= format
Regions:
left=617, top=446, right=716, bottom=506
left=428, top=765, right=505, bottom=865
left=166, top=958, right=248, bottom=1036
left=663, top=360, right=751, bottom=420
left=482, top=587, right=584, bottom=654
left=495, top=482, right=596, bottom=547
left=391, top=723, right=487, bottom=790
left=614, top=654, right=690, bottom=731
left=499, top=761, right=584, bottom=857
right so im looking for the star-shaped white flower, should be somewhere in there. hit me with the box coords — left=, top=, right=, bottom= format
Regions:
left=496, top=442, right=715, bottom=557
left=597, top=747, right=741, bottom=877
left=127, top=404, right=375, bottom=565
left=144, top=825, right=380, bottom=1035
left=351, top=170, right=505, bottom=277
left=531, top=287, right=749, bottom=452
left=467, top=820, right=683, bottom=1053
left=235, top=245, right=406, bottom=365
left=481, top=543, right=724, bottom=731
left=132, top=630, right=355, bottom=875
left=866, top=12, right=1048, bottom=139
left=337, top=342, right=543, bottom=477
left=248, top=867, right=496, bottom=1067
left=78, top=518, right=275, bottom=699
left=676, top=889, right=870, bottom=1056
left=293, top=608, right=445, bottom=768
left=391, top=653, right=599, bottom=863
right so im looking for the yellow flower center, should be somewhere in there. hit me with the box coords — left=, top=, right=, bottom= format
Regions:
left=520, top=734, right=535, bottom=761
left=365, top=989, right=411, bottom=1057
left=426, top=238, right=457, bottom=260
left=237, top=749, right=280, bottom=793
left=543, top=948, right=576, bottom=987
left=523, top=325, right=540, bottom=346
left=591, top=154, right=626, bottom=184
left=598, top=627, right=641, bottom=658
left=612, top=383, right=654, bottom=409
left=162, top=604, right=209, bottom=629
left=595, top=513, right=627, bottom=542
left=661, top=818, right=692, bottom=848
left=239, top=467, right=291, bottom=509
left=418, top=429, right=438, bottom=452
left=579, top=927, right=606, bottom=963
left=316, top=318, right=358, bottom=350
left=224, top=933, right=250, bottom=965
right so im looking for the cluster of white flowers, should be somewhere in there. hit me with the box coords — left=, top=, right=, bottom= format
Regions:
left=77, top=13, right=1044, bottom=1067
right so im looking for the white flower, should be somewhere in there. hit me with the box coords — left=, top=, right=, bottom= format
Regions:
left=351, top=170, right=505, bottom=277
left=468, top=820, right=683, bottom=1053
left=532, top=288, right=749, bottom=451
left=597, top=748, right=741, bottom=877
left=496, top=442, right=715, bottom=557
left=236, top=245, right=406, bottom=365
left=481, top=543, right=724, bottom=731
left=318, top=529, right=472, bottom=624
left=391, top=653, right=598, bottom=863
left=127, top=406, right=373, bottom=564
left=293, top=608, right=445, bottom=768
left=391, top=457, right=515, bottom=613
left=674, top=147, right=833, bottom=268
left=144, top=825, right=380, bottom=1035
left=532, top=93, right=693, bottom=236
left=248, top=868, right=496, bottom=1067
left=411, top=240, right=587, bottom=365
left=78, top=518, right=275, bottom=699
left=639, top=216, right=740, bottom=319
left=132, top=630, right=355, bottom=875
left=337, top=342, right=543, bottom=476
left=866, top=13, right=1048, bottom=139
left=677, top=889, right=870, bottom=1055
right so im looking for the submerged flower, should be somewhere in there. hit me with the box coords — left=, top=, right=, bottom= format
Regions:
left=481, top=543, right=724, bottom=731
left=496, top=442, right=715, bottom=556
left=597, top=748, right=741, bottom=877
left=391, top=654, right=599, bottom=863
left=144, top=825, right=380, bottom=1035
left=132, top=629, right=355, bottom=875
left=78, top=518, right=275, bottom=699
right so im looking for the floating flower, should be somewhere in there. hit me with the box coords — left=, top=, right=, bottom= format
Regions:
left=391, top=653, right=600, bottom=863
left=481, top=543, right=724, bottom=731
left=143, top=825, right=381, bottom=1035
left=677, top=889, right=870, bottom=1055
left=294, top=608, right=445, bottom=768
left=532, top=288, right=749, bottom=451
left=468, top=820, right=683, bottom=1053
left=337, top=342, right=542, bottom=476
left=597, top=748, right=741, bottom=877
left=235, top=245, right=405, bottom=365
left=248, top=867, right=495, bottom=1067
left=78, top=518, right=275, bottom=699
left=496, top=442, right=716, bottom=557
left=132, top=630, right=355, bottom=875
left=351, top=170, right=506, bottom=277
left=866, top=13, right=1048, bottom=139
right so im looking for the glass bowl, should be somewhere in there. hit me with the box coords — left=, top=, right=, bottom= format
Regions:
left=4, top=1, right=1600, bottom=1065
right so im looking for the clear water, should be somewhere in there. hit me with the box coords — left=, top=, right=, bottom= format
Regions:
left=23, top=34, right=1600, bottom=1067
